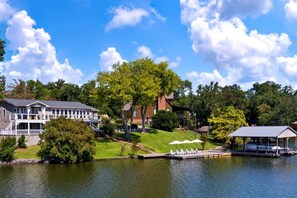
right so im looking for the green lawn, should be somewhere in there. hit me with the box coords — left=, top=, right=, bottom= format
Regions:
left=13, top=129, right=220, bottom=159
left=93, top=139, right=145, bottom=159
left=116, top=129, right=220, bottom=153
left=15, top=145, right=40, bottom=159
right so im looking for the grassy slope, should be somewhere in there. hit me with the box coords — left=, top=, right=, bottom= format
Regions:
left=14, top=129, right=220, bottom=159
left=131, top=129, right=220, bottom=153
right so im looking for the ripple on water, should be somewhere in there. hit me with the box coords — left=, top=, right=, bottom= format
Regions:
left=1, top=157, right=297, bottom=197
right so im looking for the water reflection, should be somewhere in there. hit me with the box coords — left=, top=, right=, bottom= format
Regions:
left=1, top=157, right=297, bottom=197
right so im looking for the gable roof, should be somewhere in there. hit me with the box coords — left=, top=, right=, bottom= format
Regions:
left=3, top=98, right=98, bottom=111
left=229, top=126, right=297, bottom=138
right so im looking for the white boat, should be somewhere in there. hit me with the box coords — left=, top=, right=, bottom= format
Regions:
left=245, top=144, right=283, bottom=152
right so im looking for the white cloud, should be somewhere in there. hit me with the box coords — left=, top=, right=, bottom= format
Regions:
left=99, top=47, right=125, bottom=71
left=285, top=0, right=297, bottom=20
left=150, top=8, right=167, bottom=22
left=137, top=45, right=153, bottom=58
left=169, top=56, right=181, bottom=68
left=217, top=0, right=272, bottom=19
left=0, top=0, right=15, bottom=22
left=0, top=10, right=83, bottom=84
left=180, top=0, right=294, bottom=88
left=155, top=56, right=169, bottom=63
left=105, top=6, right=149, bottom=31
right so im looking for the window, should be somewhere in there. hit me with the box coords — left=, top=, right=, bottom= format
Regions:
left=3, top=109, right=6, bottom=119
left=133, top=109, right=137, bottom=118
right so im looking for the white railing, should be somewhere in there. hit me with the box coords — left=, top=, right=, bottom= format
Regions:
left=12, top=113, right=51, bottom=121
left=0, top=129, right=43, bottom=136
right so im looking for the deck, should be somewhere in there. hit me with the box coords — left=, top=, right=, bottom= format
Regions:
left=138, top=151, right=231, bottom=160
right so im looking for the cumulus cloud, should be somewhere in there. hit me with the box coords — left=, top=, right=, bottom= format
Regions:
left=105, top=6, right=149, bottom=31
left=169, top=56, right=181, bottom=68
left=217, top=0, right=272, bottom=19
left=0, top=0, right=15, bottom=22
left=180, top=0, right=294, bottom=88
left=0, top=10, right=83, bottom=83
left=99, top=47, right=125, bottom=71
left=137, top=45, right=153, bottom=58
left=285, top=0, right=297, bottom=20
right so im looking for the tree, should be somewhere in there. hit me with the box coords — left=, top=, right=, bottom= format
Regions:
left=7, top=79, right=34, bottom=99
left=0, top=34, right=5, bottom=62
left=37, top=117, right=96, bottom=163
left=0, top=136, right=17, bottom=162
left=97, top=62, right=134, bottom=141
left=208, top=106, right=248, bottom=146
left=193, top=81, right=220, bottom=126
left=129, top=58, right=181, bottom=132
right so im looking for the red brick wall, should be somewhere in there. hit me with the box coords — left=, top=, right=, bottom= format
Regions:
left=158, top=96, right=166, bottom=111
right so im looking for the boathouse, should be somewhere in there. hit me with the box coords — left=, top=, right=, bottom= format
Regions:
left=229, top=126, right=297, bottom=157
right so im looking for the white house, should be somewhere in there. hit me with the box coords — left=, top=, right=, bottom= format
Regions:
left=0, top=98, right=100, bottom=136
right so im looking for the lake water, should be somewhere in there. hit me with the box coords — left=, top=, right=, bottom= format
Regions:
left=1, top=156, right=297, bottom=197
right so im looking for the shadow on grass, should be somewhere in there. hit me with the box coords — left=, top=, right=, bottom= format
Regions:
left=96, top=138, right=114, bottom=143
left=145, top=128, right=158, bottom=134
left=114, top=132, right=142, bottom=143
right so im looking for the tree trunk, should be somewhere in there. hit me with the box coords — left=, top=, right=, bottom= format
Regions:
left=141, top=106, right=148, bottom=132
left=121, top=109, right=130, bottom=141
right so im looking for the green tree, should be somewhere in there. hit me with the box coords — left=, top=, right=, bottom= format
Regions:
left=0, top=34, right=5, bottom=62
left=79, top=80, right=98, bottom=108
left=7, top=79, right=34, bottom=99
left=37, top=117, right=96, bottom=163
left=97, top=62, right=134, bottom=141
left=129, top=58, right=181, bottom=132
left=208, top=106, right=248, bottom=146
left=0, top=136, right=17, bottom=162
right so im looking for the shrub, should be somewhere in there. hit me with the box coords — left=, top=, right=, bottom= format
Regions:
left=101, top=119, right=115, bottom=137
left=37, top=117, right=96, bottom=163
left=114, top=118, right=123, bottom=124
left=18, top=135, right=27, bottom=148
left=151, top=110, right=179, bottom=132
left=131, top=124, right=138, bottom=130
left=0, top=136, right=17, bottom=162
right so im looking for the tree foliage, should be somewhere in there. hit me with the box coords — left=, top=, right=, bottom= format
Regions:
left=0, top=136, right=17, bottom=162
left=151, top=110, right=179, bottom=132
left=37, top=117, right=96, bottom=163
left=208, top=106, right=248, bottom=146
left=0, top=34, right=5, bottom=62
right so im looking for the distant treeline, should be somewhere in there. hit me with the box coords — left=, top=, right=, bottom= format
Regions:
left=2, top=78, right=297, bottom=127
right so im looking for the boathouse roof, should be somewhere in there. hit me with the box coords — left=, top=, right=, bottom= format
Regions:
left=229, top=126, right=297, bottom=138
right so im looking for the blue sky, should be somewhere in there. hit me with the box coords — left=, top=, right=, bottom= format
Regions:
left=1, top=0, right=297, bottom=90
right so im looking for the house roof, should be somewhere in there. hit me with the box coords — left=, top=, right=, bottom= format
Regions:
left=229, top=126, right=297, bottom=138
left=3, top=98, right=98, bottom=111
left=198, top=126, right=211, bottom=132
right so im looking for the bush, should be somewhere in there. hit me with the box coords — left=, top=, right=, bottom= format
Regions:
left=131, top=124, right=138, bottom=130
left=37, top=117, right=96, bottom=163
left=101, top=119, right=115, bottom=137
left=114, top=118, right=123, bottom=124
left=151, top=110, right=178, bottom=132
left=18, top=135, right=27, bottom=148
left=0, top=136, right=17, bottom=162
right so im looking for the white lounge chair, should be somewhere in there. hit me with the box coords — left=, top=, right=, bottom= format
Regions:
left=195, top=148, right=199, bottom=154
left=176, top=150, right=180, bottom=155
left=186, top=149, right=191, bottom=155
left=170, top=149, right=175, bottom=156
left=180, top=149, right=185, bottom=155
left=191, top=148, right=195, bottom=154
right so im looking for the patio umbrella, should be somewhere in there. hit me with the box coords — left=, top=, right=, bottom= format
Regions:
left=169, top=140, right=182, bottom=145
left=181, top=140, right=192, bottom=144
left=191, top=139, right=203, bottom=150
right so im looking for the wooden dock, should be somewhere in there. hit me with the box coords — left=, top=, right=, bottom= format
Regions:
left=138, top=151, right=231, bottom=160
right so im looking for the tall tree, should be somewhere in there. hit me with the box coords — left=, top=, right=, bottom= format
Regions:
left=0, top=34, right=6, bottom=100
left=0, top=34, right=5, bottom=62
left=97, top=62, right=134, bottom=141
left=130, top=58, right=181, bottom=132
